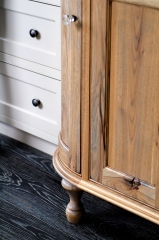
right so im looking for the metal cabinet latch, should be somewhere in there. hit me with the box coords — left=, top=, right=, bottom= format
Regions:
left=124, top=177, right=141, bottom=190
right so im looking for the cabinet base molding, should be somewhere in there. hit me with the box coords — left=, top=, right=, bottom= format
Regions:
left=61, top=179, right=84, bottom=224
left=53, top=149, right=159, bottom=225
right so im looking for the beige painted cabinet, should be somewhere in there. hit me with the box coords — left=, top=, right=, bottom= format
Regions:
left=53, top=0, right=159, bottom=224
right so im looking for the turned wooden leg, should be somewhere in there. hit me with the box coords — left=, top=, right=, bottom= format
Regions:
left=61, top=179, right=85, bottom=224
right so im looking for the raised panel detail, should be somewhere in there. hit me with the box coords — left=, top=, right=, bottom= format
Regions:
left=105, top=2, right=159, bottom=208
left=109, top=2, right=159, bottom=184
left=103, top=167, right=156, bottom=207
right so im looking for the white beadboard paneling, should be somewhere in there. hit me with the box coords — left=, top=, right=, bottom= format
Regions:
left=0, top=121, right=58, bottom=155
left=0, top=0, right=61, bottom=69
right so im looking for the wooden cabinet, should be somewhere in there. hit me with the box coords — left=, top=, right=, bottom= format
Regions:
left=53, top=0, right=159, bottom=224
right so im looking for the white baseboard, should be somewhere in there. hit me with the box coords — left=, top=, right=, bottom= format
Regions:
left=0, top=122, right=57, bottom=156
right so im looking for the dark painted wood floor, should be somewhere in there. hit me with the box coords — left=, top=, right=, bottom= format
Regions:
left=0, top=133, right=159, bottom=240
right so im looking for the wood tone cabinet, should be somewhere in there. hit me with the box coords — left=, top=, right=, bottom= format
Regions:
left=53, top=0, right=159, bottom=224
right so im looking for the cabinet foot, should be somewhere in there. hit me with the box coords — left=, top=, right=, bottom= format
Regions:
left=62, top=179, right=85, bottom=224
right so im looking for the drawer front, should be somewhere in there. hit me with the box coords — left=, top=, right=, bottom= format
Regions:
left=30, top=0, right=61, bottom=6
left=0, top=62, right=61, bottom=139
left=0, top=0, right=61, bottom=69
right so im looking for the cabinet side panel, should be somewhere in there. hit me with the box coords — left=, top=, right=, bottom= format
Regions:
left=109, top=2, right=159, bottom=184
left=69, top=0, right=81, bottom=173
left=90, top=0, right=108, bottom=182
left=61, top=0, right=82, bottom=172
left=61, top=0, right=71, bottom=147
left=81, top=0, right=91, bottom=180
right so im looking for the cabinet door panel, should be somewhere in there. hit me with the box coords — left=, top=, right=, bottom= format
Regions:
left=105, top=2, right=159, bottom=208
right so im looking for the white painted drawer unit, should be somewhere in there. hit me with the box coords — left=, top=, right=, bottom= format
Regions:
left=0, top=0, right=61, bottom=145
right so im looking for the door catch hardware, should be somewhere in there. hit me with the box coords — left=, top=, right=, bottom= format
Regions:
left=63, top=15, right=77, bottom=25
left=124, top=177, right=141, bottom=190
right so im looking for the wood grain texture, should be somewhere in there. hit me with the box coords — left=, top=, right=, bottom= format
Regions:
left=54, top=148, right=159, bottom=224
left=61, top=0, right=71, bottom=147
left=68, top=0, right=82, bottom=173
left=3, top=134, right=159, bottom=238
left=61, top=0, right=81, bottom=173
left=90, top=0, right=108, bottom=183
left=109, top=2, right=159, bottom=185
left=58, top=132, right=70, bottom=169
left=56, top=0, right=159, bottom=226
left=62, top=179, right=84, bottom=224
left=81, top=0, right=91, bottom=181
left=103, top=167, right=155, bottom=207
left=113, top=0, right=159, bottom=10
left=156, top=147, right=159, bottom=208
left=1, top=200, right=74, bottom=240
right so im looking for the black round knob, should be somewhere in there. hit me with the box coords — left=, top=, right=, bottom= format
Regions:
left=29, top=29, right=38, bottom=38
left=32, top=99, right=41, bottom=107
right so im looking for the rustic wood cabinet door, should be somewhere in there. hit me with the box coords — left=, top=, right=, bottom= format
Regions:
left=91, top=1, right=159, bottom=209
